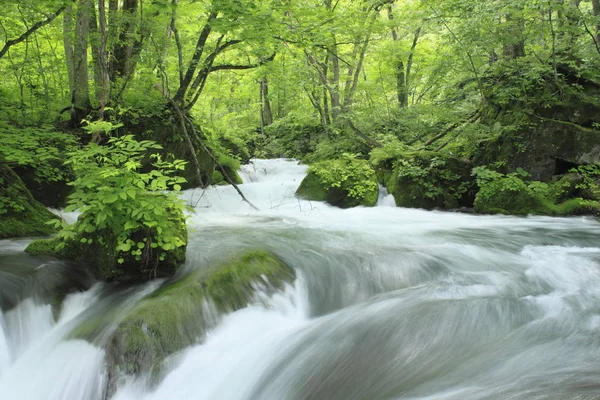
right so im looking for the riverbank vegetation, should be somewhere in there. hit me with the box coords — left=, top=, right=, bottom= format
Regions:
left=2, top=0, right=600, bottom=277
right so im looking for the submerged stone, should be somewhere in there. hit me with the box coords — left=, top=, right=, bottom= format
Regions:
left=88, top=249, right=295, bottom=396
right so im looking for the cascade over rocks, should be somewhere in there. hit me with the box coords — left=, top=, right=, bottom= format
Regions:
left=69, top=250, right=295, bottom=399
left=0, top=164, right=59, bottom=239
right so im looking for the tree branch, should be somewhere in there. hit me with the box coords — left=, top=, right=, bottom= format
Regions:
left=207, top=53, right=276, bottom=73
left=0, top=6, right=66, bottom=59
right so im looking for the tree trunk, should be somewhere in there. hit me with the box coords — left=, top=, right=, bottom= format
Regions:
left=260, top=78, right=273, bottom=127
left=72, top=0, right=92, bottom=123
left=593, top=0, right=600, bottom=44
left=63, top=4, right=75, bottom=94
left=329, top=42, right=341, bottom=121
left=502, top=14, right=525, bottom=59
left=403, top=27, right=421, bottom=107
left=90, top=0, right=110, bottom=115
left=109, top=0, right=138, bottom=83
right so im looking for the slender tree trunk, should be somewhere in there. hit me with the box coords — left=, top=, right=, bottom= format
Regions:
left=329, top=41, right=341, bottom=121
left=323, top=85, right=331, bottom=125
left=403, top=27, right=421, bottom=107
left=502, top=13, right=525, bottom=59
left=109, top=0, right=138, bottom=82
left=72, top=0, right=92, bottom=123
left=593, top=0, right=600, bottom=44
left=260, top=78, right=273, bottom=127
left=63, top=4, right=75, bottom=95
left=90, top=1, right=110, bottom=115
left=387, top=8, right=421, bottom=108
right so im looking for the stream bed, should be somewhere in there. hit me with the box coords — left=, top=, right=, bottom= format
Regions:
left=1, top=159, right=600, bottom=400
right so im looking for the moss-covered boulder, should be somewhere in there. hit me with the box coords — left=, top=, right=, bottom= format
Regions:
left=385, top=151, right=475, bottom=210
left=87, top=250, right=295, bottom=395
left=296, top=156, right=378, bottom=208
left=0, top=164, right=59, bottom=239
left=473, top=178, right=554, bottom=215
left=25, top=209, right=187, bottom=282
left=554, top=198, right=600, bottom=216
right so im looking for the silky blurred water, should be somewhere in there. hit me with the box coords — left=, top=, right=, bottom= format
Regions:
left=2, top=159, right=600, bottom=400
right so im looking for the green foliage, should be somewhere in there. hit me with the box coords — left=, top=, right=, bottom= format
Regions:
left=369, top=135, right=410, bottom=171
left=389, top=152, right=473, bottom=209
left=311, top=154, right=378, bottom=201
left=261, top=117, right=327, bottom=159
left=59, top=134, right=187, bottom=264
left=0, top=122, right=77, bottom=184
left=472, top=167, right=554, bottom=215
left=571, top=164, right=600, bottom=200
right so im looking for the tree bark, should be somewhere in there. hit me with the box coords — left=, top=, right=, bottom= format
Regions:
left=590, top=0, right=600, bottom=44
left=502, top=13, right=525, bottom=59
left=72, top=0, right=92, bottom=123
left=63, top=5, right=75, bottom=94
left=90, top=0, right=110, bottom=114
left=109, top=0, right=138, bottom=83
left=260, top=78, right=273, bottom=127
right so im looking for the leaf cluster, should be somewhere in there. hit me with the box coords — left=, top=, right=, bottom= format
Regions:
left=311, top=153, right=378, bottom=200
left=57, top=135, right=187, bottom=264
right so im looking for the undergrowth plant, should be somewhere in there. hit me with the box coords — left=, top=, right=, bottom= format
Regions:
left=54, top=133, right=187, bottom=265
left=311, top=153, right=378, bottom=200
left=0, top=122, right=77, bottom=184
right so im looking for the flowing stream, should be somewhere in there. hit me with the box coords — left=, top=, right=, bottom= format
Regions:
left=2, top=159, right=600, bottom=399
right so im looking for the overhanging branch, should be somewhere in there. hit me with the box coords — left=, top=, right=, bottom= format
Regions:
left=0, top=6, right=66, bottom=59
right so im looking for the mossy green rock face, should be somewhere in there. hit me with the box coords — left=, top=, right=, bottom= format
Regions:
left=474, top=117, right=600, bottom=182
left=25, top=209, right=187, bottom=282
left=296, top=171, right=378, bottom=208
left=387, top=151, right=475, bottom=210
left=98, top=250, right=295, bottom=393
left=0, top=165, right=59, bottom=239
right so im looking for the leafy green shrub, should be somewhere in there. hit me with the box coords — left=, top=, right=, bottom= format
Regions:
left=571, top=164, right=600, bottom=200
left=387, top=151, right=474, bottom=209
left=0, top=122, right=77, bottom=184
left=311, top=154, right=378, bottom=201
left=262, top=117, right=325, bottom=159
left=369, top=135, right=410, bottom=172
left=296, top=154, right=379, bottom=208
left=472, top=167, right=553, bottom=215
left=56, top=134, right=188, bottom=268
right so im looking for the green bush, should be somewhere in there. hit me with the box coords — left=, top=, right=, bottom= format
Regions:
left=0, top=122, right=77, bottom=184
left=54, top=134, right=188, bottom=271
left=296, top=154, right=379, bottom=208
left=472, top=167, right=554, bottom=215
left=386, top=151, right=474, bottom=209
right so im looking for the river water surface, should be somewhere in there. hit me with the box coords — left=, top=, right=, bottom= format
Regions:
left=1, top=159, right=600, bottom=400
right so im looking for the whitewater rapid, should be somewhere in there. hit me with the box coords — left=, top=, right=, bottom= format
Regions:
left=2, top=159, right=600, bottom=400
